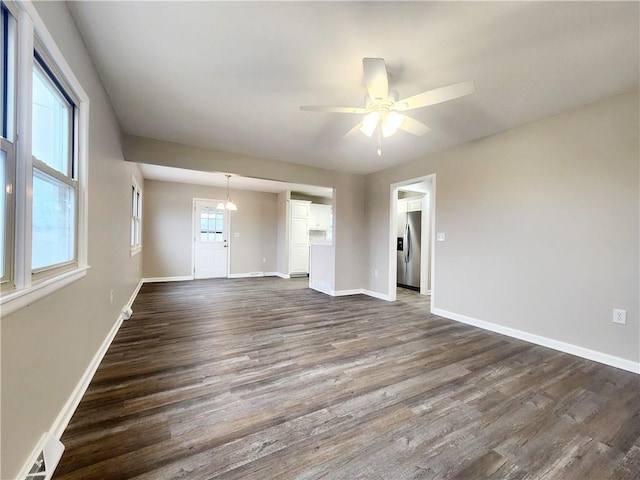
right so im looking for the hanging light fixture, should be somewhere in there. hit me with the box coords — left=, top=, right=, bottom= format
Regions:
left=217, top=174, right=238, bottom=211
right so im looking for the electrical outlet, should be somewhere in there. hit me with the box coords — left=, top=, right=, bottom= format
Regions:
left=613, top=309, right=626, bottom=325
left=262, top=257, right=267, bottom=263
left=374, top=269, right=378, bottom=278
left=110, top=290, right=114, bottom=304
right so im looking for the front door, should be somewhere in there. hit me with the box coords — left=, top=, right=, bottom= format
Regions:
left=194, top=199, right=228, bottom=279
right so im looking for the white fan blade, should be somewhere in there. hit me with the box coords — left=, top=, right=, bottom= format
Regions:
left=343, top=122, right=363, bottom=139
left=363, top=58, right=389, bottom=101
left=300, top=106, right=367, bottom=113
left=399, top=116, right=431, bottom=136
left=396, top=80, right=475, bottom=111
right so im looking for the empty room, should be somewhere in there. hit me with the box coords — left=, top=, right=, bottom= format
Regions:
left=1, top=1, right=638, bottom=479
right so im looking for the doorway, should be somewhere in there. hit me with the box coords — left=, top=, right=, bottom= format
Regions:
left=193, top=198, right=229, bottom=279
left=388, top=175, right=435, bottom=302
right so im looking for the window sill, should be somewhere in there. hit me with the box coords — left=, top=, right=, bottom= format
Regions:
left=130, top=246, right=142, bottom=257
left=0, top=266, right=90, bottom=317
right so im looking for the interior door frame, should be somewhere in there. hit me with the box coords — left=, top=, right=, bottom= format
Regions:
left=388, top=174, right=436, bottom=305
left=192, top=197, right=231, bottom=279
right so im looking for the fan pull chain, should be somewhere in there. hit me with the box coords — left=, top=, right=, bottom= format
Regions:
left=377, top=125, right=382, bottom=157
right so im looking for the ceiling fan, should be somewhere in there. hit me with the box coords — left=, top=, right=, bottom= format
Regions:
left=300, top=58, right=475, bottom=156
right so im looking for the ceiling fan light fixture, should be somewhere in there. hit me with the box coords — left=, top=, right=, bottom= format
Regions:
left=225, top=201, right=238, bottom=211
left=382, top=111, right=404, bottom=137
left=360, top=111, right=380, bottom=137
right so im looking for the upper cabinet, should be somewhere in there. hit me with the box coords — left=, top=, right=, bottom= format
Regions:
left=309, top=204, right=332, bottom=230
left=398, top=198, right=423, bottom=213
left=291, top=200, right=311, bottom=219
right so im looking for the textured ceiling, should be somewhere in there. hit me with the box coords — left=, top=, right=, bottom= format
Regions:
left=68, top=1, right=639, bottom=175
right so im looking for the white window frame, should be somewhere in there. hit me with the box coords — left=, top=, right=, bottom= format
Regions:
left=1, top=1, right=17, bottom=292
left=1, top=0, right=89, bottom=316
left=130, top=176, right=142, bottom=256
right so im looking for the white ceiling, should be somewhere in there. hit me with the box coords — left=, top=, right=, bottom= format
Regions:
left=139, top=163, right=333, bottom=198
left=68, top=2, right=639, bottom=175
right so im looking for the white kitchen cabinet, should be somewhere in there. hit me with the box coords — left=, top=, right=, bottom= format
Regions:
left=398, top=198, right=423, bottom=213
left=289, top=200, right=311, bottom=275
left=309, top=204, right=332, bottom=230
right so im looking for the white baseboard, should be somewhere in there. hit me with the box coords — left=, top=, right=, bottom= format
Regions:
left=333, top=289, right=364, bottom=297
left=50, top=311, right=125, bottom=441
left=431, top=308, right=640, bottom=375
left=309, top=286, right=393, bottom=302
left=127, top=279, right=144, bottom=309
left=265, top=272, right=287, bottom=278
left=142, top=275, right=193, bottom=283
left=310, top=280, right=333, bottom=295
left=228, top=272, right=265, bottom=278
left=362, top=289, right=394, bottom=301
left=16, top=279, right=146, bottom=480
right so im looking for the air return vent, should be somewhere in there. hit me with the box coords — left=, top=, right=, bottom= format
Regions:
left=25, top=436, right=64, bottom=480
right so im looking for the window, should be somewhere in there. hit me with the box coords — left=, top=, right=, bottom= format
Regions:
left=1, top=0, right=89, bottom=315
left=1, top=2, right=16, bottom=291
left=130, top=178, right=142, bottom=255
left=199, top=206, right=224, bottom=243
left=32, top=56, right=77, bottom=275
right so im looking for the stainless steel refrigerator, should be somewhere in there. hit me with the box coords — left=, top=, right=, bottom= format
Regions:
left=397, top=210, right=421, bottom=290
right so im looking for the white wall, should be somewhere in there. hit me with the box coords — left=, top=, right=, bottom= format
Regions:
left=123, top=135, right=366, bottom=291
left=143, top=180, right=278, bottom=278
left=366, top=91, right=639, bottom=365
left=1, top=6, right=635, bottom=477
left=276, top=190, right=289, bottom=276
left=1, top=2, right=143, bottom=478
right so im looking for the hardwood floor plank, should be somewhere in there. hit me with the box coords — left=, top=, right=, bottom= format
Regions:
left=54, top=278, right=640, bottom=479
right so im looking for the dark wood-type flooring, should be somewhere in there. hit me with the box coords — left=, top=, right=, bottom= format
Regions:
left=55, top=278, right=640, bottom=479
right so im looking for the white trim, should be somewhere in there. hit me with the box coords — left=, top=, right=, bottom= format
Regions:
left=130, top=175, right=142, bottom=254
left=16, top=277, right=145, bottom=479
left=309, top=285, right=394, bottom=302
left=192, top=197, right=229, bottom=280
left=127, top=279, right=144, bottom=309
left=228, top=272, right=265, bottom=278
left=50, top=311, right=125, bottom=440
left=432, top=308, right=640, bottom=375
left=265, top=272, right=287, bottom=278
left=0, top=266, right=89, bottom=316
left=362, top=289, right=394, bottom=302
left=3, top=1, right=90, bottom=315
left=309, top=280, right=333, bottom=295
left=142, top=276, right=193, bottom=283
left=388, top=174, right=436, bottom=303
left=333, top=289, right=364, bottom=297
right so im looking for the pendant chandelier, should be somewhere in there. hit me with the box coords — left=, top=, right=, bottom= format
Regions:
left=217, top=174, right=238, bottom=211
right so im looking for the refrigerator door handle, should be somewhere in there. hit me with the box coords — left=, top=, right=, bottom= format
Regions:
left=405, top=223, right=411, bottom=263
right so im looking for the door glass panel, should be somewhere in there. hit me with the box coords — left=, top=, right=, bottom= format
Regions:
left=200, top=207, right=224, bottom=243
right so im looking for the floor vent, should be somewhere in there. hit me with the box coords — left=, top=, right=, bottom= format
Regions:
left=25, top=436, right=64, bottom=480
left=249, top=271, right=264, bottom=277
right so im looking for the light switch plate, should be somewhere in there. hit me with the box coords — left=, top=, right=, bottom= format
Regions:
left=436, top=232, right=446, bottom=242
left=234, top=232, right=240, bottom=238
